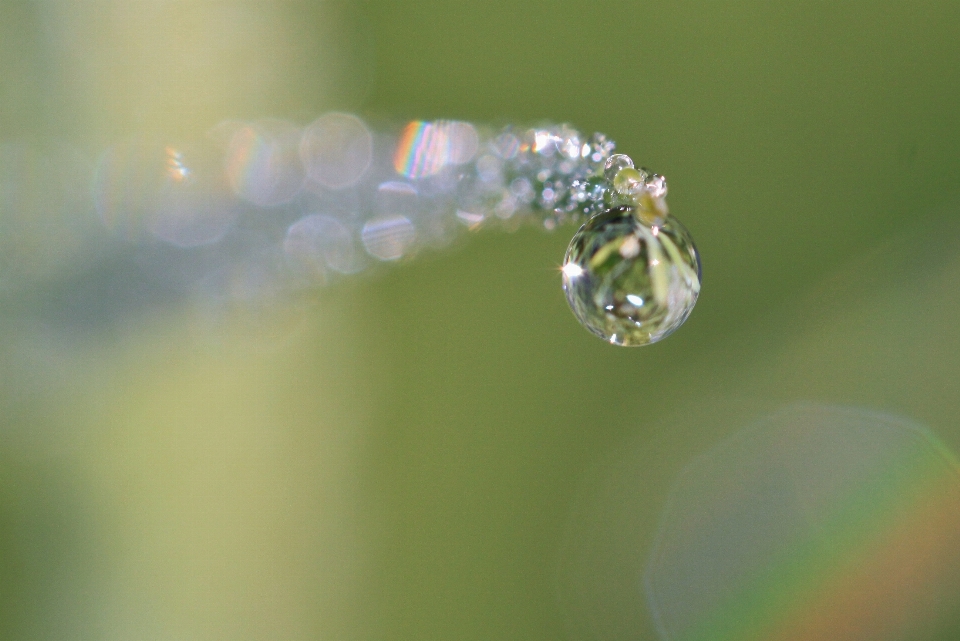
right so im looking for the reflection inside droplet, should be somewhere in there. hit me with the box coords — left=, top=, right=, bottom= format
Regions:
left=562, top=207, right=700, bottom=346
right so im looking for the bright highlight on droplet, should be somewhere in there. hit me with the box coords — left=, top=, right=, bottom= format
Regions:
left=562, top=262, right=584, bottom=278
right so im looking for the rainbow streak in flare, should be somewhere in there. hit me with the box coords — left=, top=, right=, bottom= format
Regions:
left=646, top=405, right=960, bottom=641
left=392, top=120, right=450, bottom=179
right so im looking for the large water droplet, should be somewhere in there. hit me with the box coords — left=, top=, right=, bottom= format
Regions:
left=562, top=206, right=700, bottom=346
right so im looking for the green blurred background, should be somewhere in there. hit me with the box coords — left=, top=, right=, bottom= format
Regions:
left=2, top=1, right=960, bottom=639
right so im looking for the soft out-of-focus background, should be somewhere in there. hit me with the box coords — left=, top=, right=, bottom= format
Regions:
left=2, top=1, right=960, bottom=639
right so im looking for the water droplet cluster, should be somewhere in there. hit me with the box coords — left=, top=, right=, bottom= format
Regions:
left=2, top=118, right=615, bottom=297
left=0, top=115, right=699, bottom=346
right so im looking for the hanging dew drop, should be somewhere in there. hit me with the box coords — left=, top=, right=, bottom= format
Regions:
left=562, top=205, right=701, bottom=346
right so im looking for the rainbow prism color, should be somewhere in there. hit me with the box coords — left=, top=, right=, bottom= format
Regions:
left=393, top=120, right=450, bottom=179
left=645, top=404, right=960, bottom=641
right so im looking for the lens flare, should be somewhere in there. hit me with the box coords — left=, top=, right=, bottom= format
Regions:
left=645, top=404, right=960, bottom=641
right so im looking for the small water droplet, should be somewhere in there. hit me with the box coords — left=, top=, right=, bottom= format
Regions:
left=645, top=173, right=668, bottom=198
left=603, top=154, right=635, bottom=183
